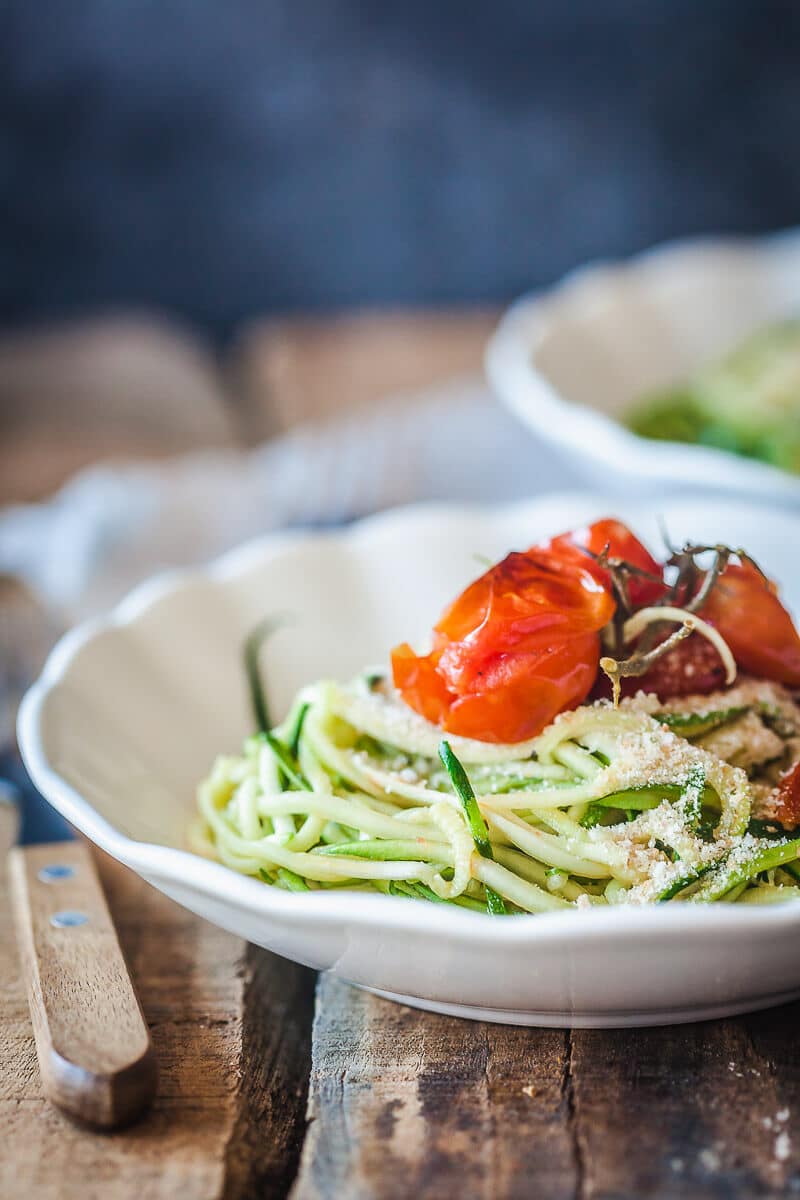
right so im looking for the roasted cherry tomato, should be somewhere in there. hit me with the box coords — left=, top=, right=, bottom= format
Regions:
left=392, top=549, right=615, bottom=743
left=769, top=761, right=800, bottom=831
left=591, top=634, right=728, bottom=702
left=699, top=562, right=800, bottom=687
left=539, top=518, right=665, bottom=608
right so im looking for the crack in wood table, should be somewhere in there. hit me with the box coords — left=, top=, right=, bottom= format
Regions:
left=2, top=312, right=800, bottom=1198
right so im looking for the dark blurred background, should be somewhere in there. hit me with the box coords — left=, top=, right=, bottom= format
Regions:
left=3, top=0, right=800, bottom=343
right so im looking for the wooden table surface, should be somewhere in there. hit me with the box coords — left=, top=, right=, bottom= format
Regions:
left=2, top=310, right=800, bottom=1199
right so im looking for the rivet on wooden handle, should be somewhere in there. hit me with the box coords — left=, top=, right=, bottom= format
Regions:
left=9, top=840, right=157, bottom=1130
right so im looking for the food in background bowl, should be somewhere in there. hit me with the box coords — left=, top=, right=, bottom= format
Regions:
left=627, top=321, right=800, bottom=473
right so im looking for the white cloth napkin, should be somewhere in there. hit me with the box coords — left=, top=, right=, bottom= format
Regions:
left=0, top=378, right=584, bottom=619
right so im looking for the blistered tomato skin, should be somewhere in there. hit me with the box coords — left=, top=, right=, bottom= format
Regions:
left=541, top=518, right=665, bottom=609
left=699, top=562, right=800, bottom=688
left=770, top=762, right=800, bottom=831
left=440, top=634, right=602, bottom=744
left=591, top=635, right=728, bottom=703
left=391, top=549, right=615, bottom=743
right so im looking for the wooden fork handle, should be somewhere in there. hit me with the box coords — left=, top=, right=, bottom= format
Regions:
left=9, top=840, right=157, bottom=1130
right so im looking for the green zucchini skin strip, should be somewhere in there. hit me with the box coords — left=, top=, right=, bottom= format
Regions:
left=244, top=618, right=283, bottom=733
left=592, top=781, right=718, bottom=812
left=580, top=803, right=612, bottom=829
left=690, top=839, right=800, bottom=903
left=391, top=880, right=489, bottom=912
left=439, top=740, right=507, bottom=915
left=315, top=838, right=449, bottom=862
left=656, top=859, right=721, bottom=902
left=656, top=707, right=749, bottom=738
left=782, top=860, right=800, bottom=884
left=264, top=732, right=312, bottom=792
left=439, top=741, right=494, bottom=856
left=287, top=702, right=311, bottom=758
left=274, top=867, right=311, bottom=892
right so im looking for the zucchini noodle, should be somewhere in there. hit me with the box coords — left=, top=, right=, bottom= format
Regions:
left=196, top=674, right=800, bottom=914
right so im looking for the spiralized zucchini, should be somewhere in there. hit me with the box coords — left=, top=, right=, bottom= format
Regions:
left=195, top=675, right=800, bottom=913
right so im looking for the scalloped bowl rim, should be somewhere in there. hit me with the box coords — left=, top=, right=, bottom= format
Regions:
left=17, top=498, right=800, bottom=957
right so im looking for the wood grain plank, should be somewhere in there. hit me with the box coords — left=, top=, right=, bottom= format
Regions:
left=741, top=1005, right=800, bottom=1187
left=291, top=976, right=577, bottom=1200
left=293, top=979, right=800, bottom=1200
left=229, top=309, right=499, bottom=440
left=568, top=1018, right=800, bottom=1198
left=222, top=944, right=316, bottom=1200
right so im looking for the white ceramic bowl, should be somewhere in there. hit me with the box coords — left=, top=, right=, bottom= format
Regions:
left=18, top=495, right=800, bottom=1027
left=486, top=229, right=800, bottom=503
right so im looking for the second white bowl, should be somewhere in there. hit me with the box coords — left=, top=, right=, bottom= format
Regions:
left=486, top=229, right=800, bottom=503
